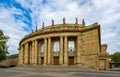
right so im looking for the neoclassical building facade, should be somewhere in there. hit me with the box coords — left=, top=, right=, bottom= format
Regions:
left=18, top=18, right=109, bottom=70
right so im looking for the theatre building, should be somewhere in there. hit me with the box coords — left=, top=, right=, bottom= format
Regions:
left=18, top=18, right=109, bottom=70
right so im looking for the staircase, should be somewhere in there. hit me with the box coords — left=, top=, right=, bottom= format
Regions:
left=10, top=65, right=95, bottom=72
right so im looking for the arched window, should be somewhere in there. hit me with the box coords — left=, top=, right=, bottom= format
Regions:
left=41, top=43, right=44, bottom=54
left=53, top=41, right=59, bottom=52
left=68, top=41, right=75, bottom=52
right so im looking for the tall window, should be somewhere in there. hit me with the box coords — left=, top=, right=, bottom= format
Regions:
left=68, top=41, right=75, bottom=52
left=41, top=43, right=44, bottom=54
left=54, top=41, right=59, bottom=52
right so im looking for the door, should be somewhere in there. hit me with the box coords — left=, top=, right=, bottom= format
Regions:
left=54, top=56, right=59, bottom=65
left=41, top=57, right=44, bottom=65
left=68, top=57, right=74, bottom=65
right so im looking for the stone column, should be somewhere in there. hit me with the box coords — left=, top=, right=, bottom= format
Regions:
left=34, top=40, right=38, bottom=64
left=59, top=36, right=63, bottom=65
left=44, top=38, right=47, bottom=65
left=30, top=43, right=32, bottom=64
left=23, top=45, right=25, bottom=64
left=64, top=36, right=68, bottom=65
left=27, top=43, right=30, bottom=64
left=18, top=47, right=21, bottom=65
left=18, top=45, right=23, bottom=65
left=24, top=43, right=28, bottom=64
left=32, top=41, right=35, bottom=64
left=51, top=41, right=54, bottom=65
left=48, top=37, right=51, bottom=64
left=74, top=41, right=77, bottom=64
left=37, top=41, right=40, bottom=64
left=22, top=45, right=24, bottom=64
left=77, top=35, right=82, bottom=65
left=21, top=46, right=24, bottom=64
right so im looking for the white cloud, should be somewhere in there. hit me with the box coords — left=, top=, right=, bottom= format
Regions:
left=0, top=0, right=120, bottom=54
left=0, top=5, right=29, bottom=55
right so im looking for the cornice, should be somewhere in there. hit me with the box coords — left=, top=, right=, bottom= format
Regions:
left=19, top=23, right=99, bottom=45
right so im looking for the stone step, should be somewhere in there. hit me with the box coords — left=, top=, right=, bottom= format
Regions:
left=10, top=65, right=95, bottom=72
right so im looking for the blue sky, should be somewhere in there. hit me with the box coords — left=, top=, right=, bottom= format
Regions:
left=0, top=0, right=120, bottom=55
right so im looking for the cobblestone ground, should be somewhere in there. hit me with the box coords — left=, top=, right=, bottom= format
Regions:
left=0, top=66, right=120, bottom=77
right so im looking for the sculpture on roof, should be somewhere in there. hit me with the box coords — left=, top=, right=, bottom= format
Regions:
left=42, top=22, right=44, bottom=29
left=75, top=18, right=78, bottom=24
left=36, top=25, right=38, bottom=31
left=82, top=19, right=85, bottom=26
left=63, top=17, right=66, bottom=24
left=52, top=19, right=54, bottom=26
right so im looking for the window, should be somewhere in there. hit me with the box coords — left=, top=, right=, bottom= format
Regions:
left=54, top=41, right=59, bottom=52
left=68, top=41, right=74, bottom=52
left=41, top=43, right=44, bottom=54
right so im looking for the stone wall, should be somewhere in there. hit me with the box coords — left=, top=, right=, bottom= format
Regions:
left=0, top=54, right=18, bottom=67
left=77, top=26, right=100, bottom=70
left=99, top=44, right=109, bottom=70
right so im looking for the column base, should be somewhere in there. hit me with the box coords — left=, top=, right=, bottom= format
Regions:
left=33, top=63, right=37, bottom=65
left=43, top=64, right=47, bottom=66
left=63, top=64, right=68, bottom=66
left=24, top=63, right=28, bottom=65
left=18, top=64, right=23, bottom=66
left=76, top=63, right=82, bottom=66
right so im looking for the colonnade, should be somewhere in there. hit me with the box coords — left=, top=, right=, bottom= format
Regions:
left=19, top=36, right=81, bottom=65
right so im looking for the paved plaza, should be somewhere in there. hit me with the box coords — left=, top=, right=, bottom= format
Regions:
left=0, top=66, right=120, bottom=77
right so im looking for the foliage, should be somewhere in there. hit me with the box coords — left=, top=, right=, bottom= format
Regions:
left=110, top=52, right=120, bottom=62
left=0, top=29, right=9, bottom=62
left=110, top=51, right=120, bottom=67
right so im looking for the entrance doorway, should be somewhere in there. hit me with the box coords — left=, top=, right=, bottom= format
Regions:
left=68, top=57, right=74, bottom=65
left=41, top=57, right=44, bottom=65
left=54, top=56, right=59, bottom=65
left=99, top=60, right=106, bottom=70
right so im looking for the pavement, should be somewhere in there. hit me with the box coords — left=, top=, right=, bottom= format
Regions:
left=0, top=66, right=120, bottom=77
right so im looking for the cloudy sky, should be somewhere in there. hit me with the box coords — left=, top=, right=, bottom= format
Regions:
left=0, top=0, right=120, bottom=55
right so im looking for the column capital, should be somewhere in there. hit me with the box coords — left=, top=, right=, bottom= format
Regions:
left=64, top=36, right=68, bottom=38
left=33, top=39, right=37, bottom=41
left=24, top=42, right=28, bottom=45
left=44, top=37, right=47, bottom=40
left=31, top=39, right=38, bottom=41
left=60, top=36, right=64, bottom=38
left=31, top=40, right=35, bottom=42
left=21, top=44, right=24, bottom=47
left=48, top=37, right=51, bottom=39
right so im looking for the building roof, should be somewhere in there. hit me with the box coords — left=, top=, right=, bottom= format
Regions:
left=19, top=22, right=100, bottom=45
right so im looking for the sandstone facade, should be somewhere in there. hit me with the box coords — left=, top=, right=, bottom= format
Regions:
left=18, top=19, right=109, bottom=70
left=0, top=54, right=18, bottom=67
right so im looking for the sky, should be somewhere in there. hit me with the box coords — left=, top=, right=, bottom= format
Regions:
left=0, top=0, right=120, bottom=55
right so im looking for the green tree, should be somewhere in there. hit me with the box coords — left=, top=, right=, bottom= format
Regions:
left=110, top=52, right=120, bottom=62
left=0, top=29, right=9, bottom=62
left=110, top=51, right=120, bottom=67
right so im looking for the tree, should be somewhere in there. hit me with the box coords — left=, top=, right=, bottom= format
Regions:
left=110, top=51, right=120, bottom=67
left=0, top=29, right=9, bottom=62
left=110, top=52, right=120, bottom=62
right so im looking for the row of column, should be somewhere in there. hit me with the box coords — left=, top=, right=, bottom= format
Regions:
left=19, top=36, right=80, bottom=65
left=19, top=40, right=38, bottom=65
left=43, top=36, right=68, bottom=65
